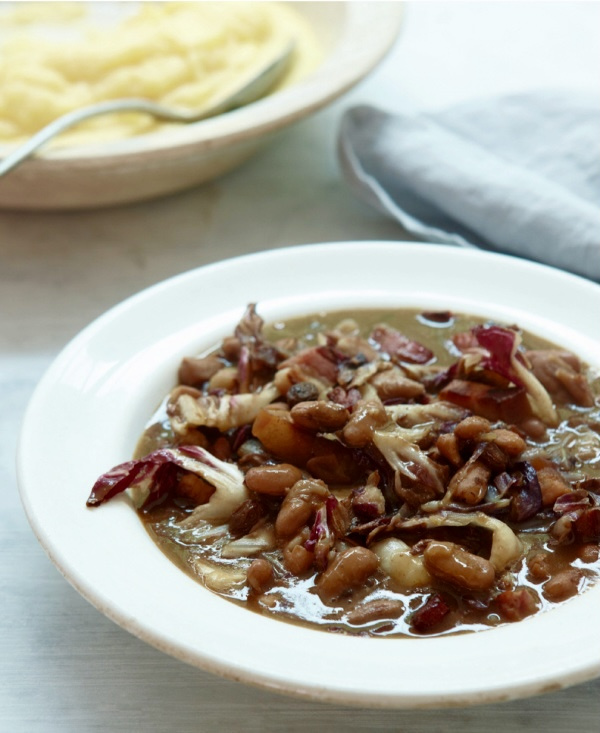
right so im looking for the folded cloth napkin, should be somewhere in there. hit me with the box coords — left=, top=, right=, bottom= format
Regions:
left=338, top=91, right=600, bottom=280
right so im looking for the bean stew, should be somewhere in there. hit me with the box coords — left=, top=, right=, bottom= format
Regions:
left=87, top=305, right=600, bottom=637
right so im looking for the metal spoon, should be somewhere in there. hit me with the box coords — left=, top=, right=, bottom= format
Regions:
left=0, top=43, right=294, bottom=177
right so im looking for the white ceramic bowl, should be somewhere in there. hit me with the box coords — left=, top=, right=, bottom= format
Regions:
left=17, top=242, right=600, bottom=708
left=0, top=2, right=402, bottom=211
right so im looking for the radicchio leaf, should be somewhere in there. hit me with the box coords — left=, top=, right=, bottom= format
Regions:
left=553, top=490, right=592, bottom=516
left=509, top=461, right=543, bottom=522
left=420, top=311, right=454, bottom=325
left=575, top=478, right=600, bottom=495
left=472, top=325, right=525, bottom=387
left=86, top=458, right=164, bottom=507
left=305, top=496, right=338, bottom=569
left=171, top=382, right=279, bottom=433
left=439, top=379, right=531, bottom=424
left=373, top=425, right=445, bottom=498
left=468, top=325, right=558, bottom=426
left=494, top=471, right=518, bottom=496
left=552, top=492, right=600, bottom=542
left=87, top=445, right=247, bottom=523
left=352, top=475, right=386, bottom=520
left=422, top=362, right=458, bottom=392
left=410, top=593, right=451, bottom=633
left=327, top=385, right=362, bottom=408
left=234, top=304, right=286, bottom=390
left=370, top=325, right=434, bottom=365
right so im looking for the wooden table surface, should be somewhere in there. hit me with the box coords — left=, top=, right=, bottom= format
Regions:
left=2, top=3, right=599, bottom=731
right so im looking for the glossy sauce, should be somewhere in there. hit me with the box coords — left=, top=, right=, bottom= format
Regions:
left=134, top=308, right=600, bottom=637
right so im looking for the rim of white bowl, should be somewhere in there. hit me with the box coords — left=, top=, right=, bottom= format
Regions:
left=17, top=242, right=600, bottom=708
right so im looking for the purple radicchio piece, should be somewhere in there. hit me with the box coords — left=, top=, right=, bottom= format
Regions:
left=352, top=474, right=386, bottom=520
left=87, top=445, right=248, bottom=523
left=552, top=490, right=600, bottom=543
left=465, top=325, right=558, bottom=426
left=410, top=593, right=451, bottom=633
left=234, top=303, right=286, bottom=392
left=304, top=496, right=338, bottom=570
left=370, top=325, right=434, bottom=365
left=553, top=489, right=592, bottom=516
left=509, top=461, right=543, bottom=522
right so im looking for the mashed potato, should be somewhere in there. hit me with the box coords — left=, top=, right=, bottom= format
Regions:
left=0, top=2, right=321, bottom=146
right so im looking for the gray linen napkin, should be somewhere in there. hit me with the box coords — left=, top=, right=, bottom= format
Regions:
left=338, top=91, right=600, bottom=280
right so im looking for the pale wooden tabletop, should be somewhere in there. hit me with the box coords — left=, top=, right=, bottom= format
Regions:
left=2, top=3, right=600, bottom=731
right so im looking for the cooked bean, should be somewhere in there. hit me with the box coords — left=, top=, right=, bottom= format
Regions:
left=436, top=432, right=462, bottom=466
left=316, top=546, right=379, bottom=602
left=550, top=513, right=575, bottom=544
left=346, top=599, right=404, bottom=626
left=208, top=366, right=238, bottom=391
left=246, top=559, right=274, bottom=593
left=176, top=473, right=215, bottom=505
left=245, top=463, right=303, bottom=496
left=305, top=452, right=356, bottom=485
left=536, top=466, right=572, bottom=506
left=543, top=569, right=582, bottom=602
left=221, top=336, right=241, bottom=361
left=342, top=400, right=388, bottom=447
left=454, top=416, right=491, bottom=441
left=423, top=541, right=495, bottom=591
left=447, top=460, right=490, bottom=505
left=286, top=381, right=320, bottom=406
left=178, top=354, right=223, bottom=387
left=527, top=551, right=551, bottom=581
left=252, top=405, right=321, bottom=465
left=290, top=400, right=350, bottom=432
left=228, top=498, right=265, bottom=537
left=369, top=369, right=426, bottom=402
left=283, top=541, right=314, bottom=576
left=275, top=479, right=330, bottom=538
left=211, top=435, right=231, bottom=461
left=527, top=349, right=594, bottom=407
left=479, top=428, right=526, bottom=457
left=519, top=418, right=548, bottom=441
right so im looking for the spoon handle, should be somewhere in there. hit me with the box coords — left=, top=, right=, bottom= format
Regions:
left=0, top=100, right=180, bottom=176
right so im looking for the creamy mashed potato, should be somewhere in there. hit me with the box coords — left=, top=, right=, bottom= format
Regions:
left=0, top=2, right=321, bottom=146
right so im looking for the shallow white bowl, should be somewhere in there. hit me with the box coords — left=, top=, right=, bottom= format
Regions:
left=17, top=242, right=600, bottom=708
left=0, top=2, right=402, bottom=210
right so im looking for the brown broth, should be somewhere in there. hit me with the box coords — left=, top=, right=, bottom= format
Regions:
left=134, top=308, right=600, bottom=637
